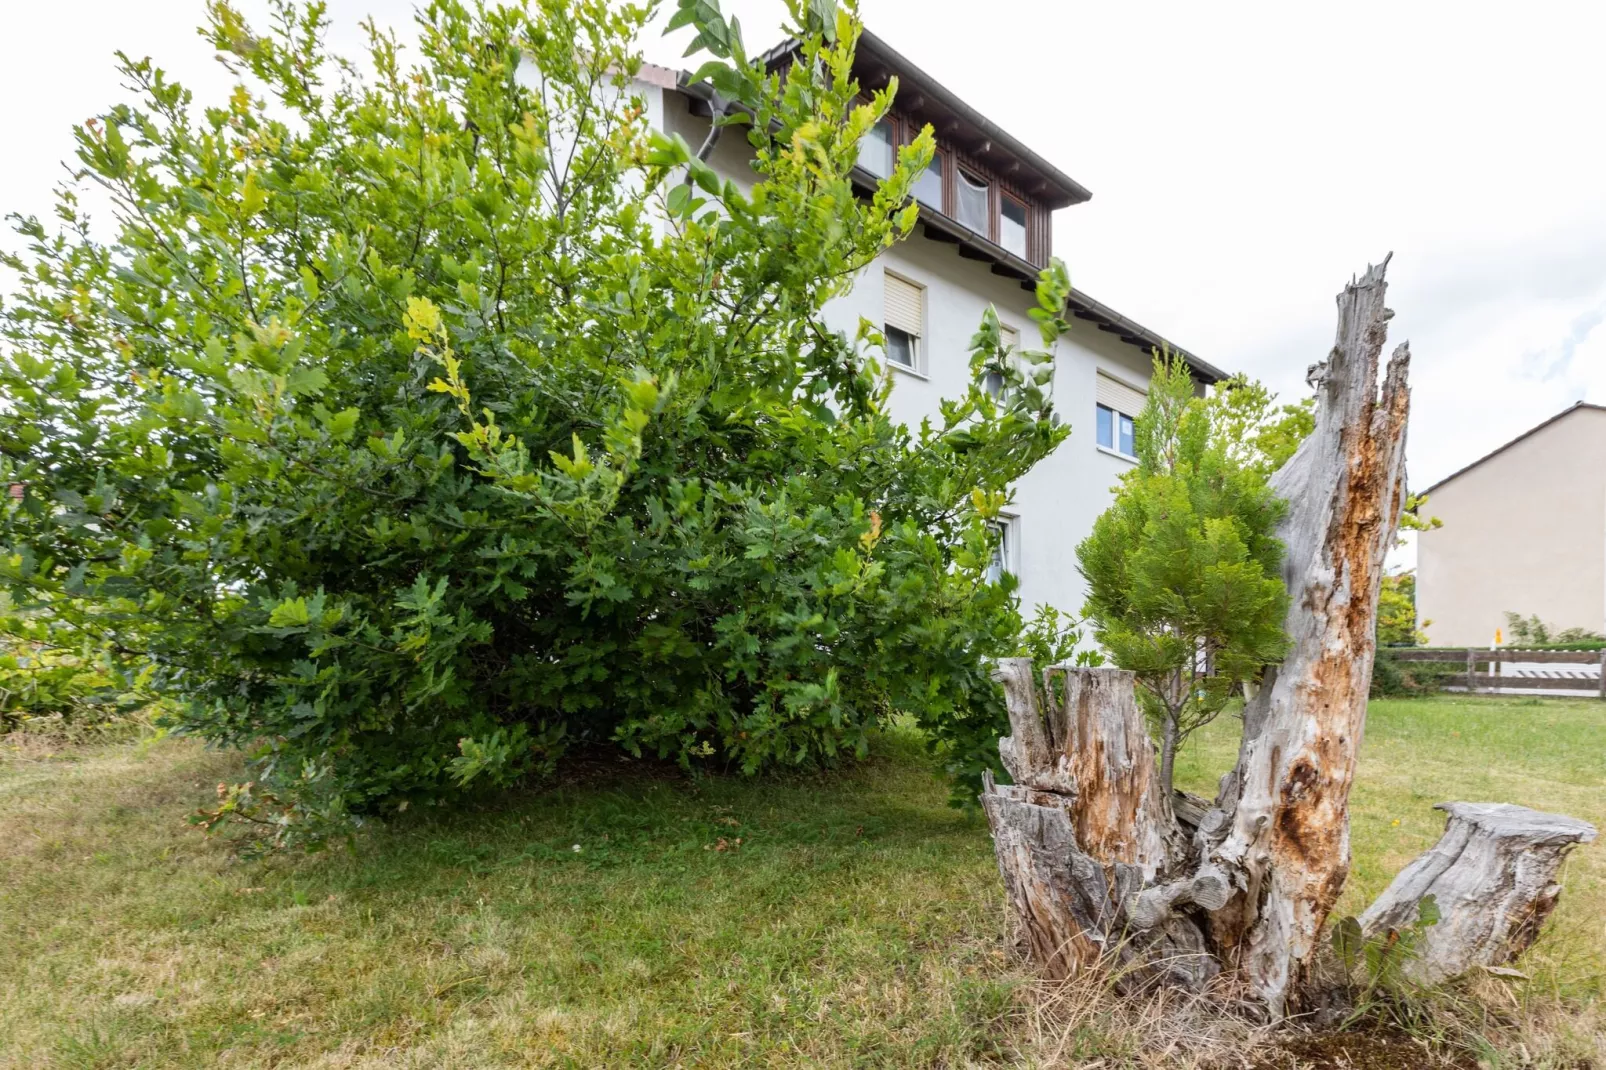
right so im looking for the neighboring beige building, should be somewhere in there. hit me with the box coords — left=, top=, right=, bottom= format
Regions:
left=1416, top=402, right=1606, bottom=646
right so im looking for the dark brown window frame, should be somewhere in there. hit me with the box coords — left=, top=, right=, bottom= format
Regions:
left=858, top=104, right=1049, bottom=266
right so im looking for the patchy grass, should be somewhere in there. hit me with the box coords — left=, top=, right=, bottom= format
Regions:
left=1178, top=693, right=1606, bottom=1067
left=2, top=695, right=1602, bottom=1068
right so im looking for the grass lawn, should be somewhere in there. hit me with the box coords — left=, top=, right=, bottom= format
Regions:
left=2, top=694, right=1602, bottom=1068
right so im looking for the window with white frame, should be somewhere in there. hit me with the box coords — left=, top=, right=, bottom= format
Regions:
left=883, top=272, right=924, bottom=371
left=984, top=324, right=1020, bottom=399
left=1095, top=373, right=1145, bottom=459
left=985, top=515, right=1017, bottom=585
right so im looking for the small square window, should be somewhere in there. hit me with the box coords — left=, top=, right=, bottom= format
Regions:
left=857, top=117, right=894, bottom=179
left=1097, top=404, right=1138, bottom=459
left=885, top=324, right=917, bottom=368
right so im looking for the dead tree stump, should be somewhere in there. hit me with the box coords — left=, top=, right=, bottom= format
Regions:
left=1359, top=803, right=1597, bottom=984
left=981, top=661, right=1215, bottom=988
left=980, top=257, right=1597, bottom=1017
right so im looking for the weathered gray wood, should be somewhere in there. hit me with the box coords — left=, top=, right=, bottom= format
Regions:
left=982, top=661, right=1214, bottom=987
left=1502, top=649, right=1606, bottom=665
left=1359, top=803, right=1597, bottom=984
left=984, top=258, right=1592, bottom=1020
left=1379, top=649, right=1467, bottom=663
left=980, top=775, right=1104, bottom=977
left=1204, top=257, right=1414, bottom=1017
left=1049, top=664, right=1177, bottom=876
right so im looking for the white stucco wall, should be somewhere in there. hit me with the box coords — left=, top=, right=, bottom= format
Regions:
left=817, top=241, right=1156, bottom=617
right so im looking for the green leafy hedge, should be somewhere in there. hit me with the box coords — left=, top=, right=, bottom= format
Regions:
left=0, top=0, right=1075, bottom=843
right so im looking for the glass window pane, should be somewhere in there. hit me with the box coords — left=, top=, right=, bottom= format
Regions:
left=885, top=325, right=916, bottom=367
left=856, top=118, right=894, bottom=179
left=957, top=170, right=989, bottom=233
left=986, top=522, right=1008, bottom=584
left=1119, top=414, right=1136, bottom=457
left=1096, top=404, right=1114, bottom=449
left=914, top=154, right=944, bottom=208
left=1001, top=196, right=1028, bottom=258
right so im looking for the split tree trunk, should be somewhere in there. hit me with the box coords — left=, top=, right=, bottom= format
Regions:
left=981, top=257, right=1597, bottom=1017
left=1203, top=257, right=1413, bottom=1015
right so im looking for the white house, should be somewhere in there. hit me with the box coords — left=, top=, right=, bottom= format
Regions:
left=628, top=31, right=1227, bottom=619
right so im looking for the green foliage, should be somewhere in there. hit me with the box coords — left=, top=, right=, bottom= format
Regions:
left=1013, top=603, right=1103, bottom=717
left=1077, top=353, right=1289, bottom=792
left=1377, top=570, right=1427, bottom=647
left=0, top=0, right=1075, bottom=843
left=1400, top=491, right=1443, bottom=542
left=0, top=594, right=154, bottom=733
left=1013, top=604, right=1102, bottom=673
left=1201, top=373, right=1315, bottom=478
left=1331, top=895, right=1441, bottom=1023
left=1504, top=612, right=1605, bottom=647
left=1368, top=650, right=1409, bottom=698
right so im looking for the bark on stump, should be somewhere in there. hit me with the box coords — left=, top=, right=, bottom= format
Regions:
left=980, top=257, right=1598, bottom=1017
left=981, top=662, right=1215, bottom=988
left=1359, top=803, right=1597, bottom=984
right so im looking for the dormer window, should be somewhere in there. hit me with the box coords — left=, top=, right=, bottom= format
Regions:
left=857, top=117, right=895, bottom=179
left=914, top=152, right=945, bottom=209
left=956, top=169, right=990, bottom=233
left=1001, top=194, right=1028, bottom=259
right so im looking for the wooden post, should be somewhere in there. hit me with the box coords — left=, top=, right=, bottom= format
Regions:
left=1493, top=650, right=1501, bottom=693
left=1598, top=648, right=1605, bottom=701
left=1466, top=648, right=1476, bottom=694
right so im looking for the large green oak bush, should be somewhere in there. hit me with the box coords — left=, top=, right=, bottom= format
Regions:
left=0, top=0, right=1076, bottom=842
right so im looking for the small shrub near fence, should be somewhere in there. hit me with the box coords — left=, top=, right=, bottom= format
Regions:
left=1372, top=650, right=1464, bottom=696
left=1372, top=646, right=1604, bottom=699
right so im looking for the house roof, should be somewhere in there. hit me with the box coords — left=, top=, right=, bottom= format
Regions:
left=1421, top=401, right=1606, bottom=495
left=773, top=29, right=1095, bottom=211
left=673, top=30, right=1225, bottom=384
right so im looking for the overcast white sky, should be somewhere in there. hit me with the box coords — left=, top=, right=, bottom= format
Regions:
left=4, top=0, right=1604, bottom=514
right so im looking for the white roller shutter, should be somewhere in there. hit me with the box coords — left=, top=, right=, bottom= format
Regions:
left=884, top=273, right=923, bottom=337
left=1096, top=373, right=1147, bottom=418
left=1000, top=325, right=1019, bottom=351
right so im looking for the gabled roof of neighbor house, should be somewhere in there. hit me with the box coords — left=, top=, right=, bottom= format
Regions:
left=1422, top=401, right=1606, bottom=495
left=672, top=31, right=1227, bottom=384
